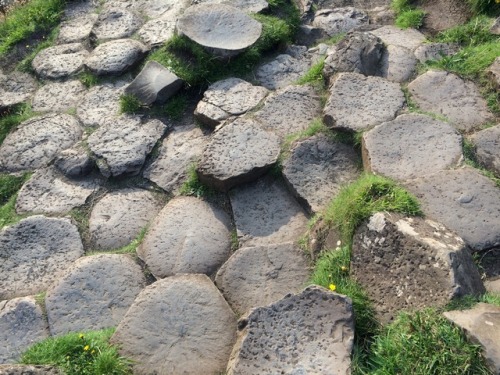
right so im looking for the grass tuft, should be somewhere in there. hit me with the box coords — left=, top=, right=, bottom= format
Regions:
left=395, top=9, right=426, bottom=29
left=16, top=26, right=59, bottom=73
left=78, top=71, right=101, bottom=88
left=0, top=172, right=30, bottom=230
left=86, top=227, right=148, bottom=256
left=179, top=164, right=215, bottom=198
left=435, top=16, right=497, bottom=47
left=296, top=58, right=325, bottom=88
left=466, top=0, right=500, bottom=16
left=463, top=138, right=500, bottom=186
left=119, top=94, right=142, bottom=114
left=151, top=93, right=188, bottom=121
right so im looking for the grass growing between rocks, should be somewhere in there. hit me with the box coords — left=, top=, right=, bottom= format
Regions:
left=86, top=227, right=148, bottom=256
left=0, top=103, right=34, bottom=146
left=463, top=138, right=500, bottom=186
left=391, top=0, right=425, bottom=29
left=296, top=57, right=326, bottom=90
left=16, top=26, right=59, bottom=73
left=119, top=94, right=142, bottom=115
left=0, top=172, right=30, bottom=229
left=179, top=164, right=215, bottom=198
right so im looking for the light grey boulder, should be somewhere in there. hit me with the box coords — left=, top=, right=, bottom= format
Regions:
left=370, top=25, right=426, bottom=51
left=0, top=113, right=82, bottom=173
left=471, top=125, right=500, bottom=176
left=91, top=7, right=143, bottom=42
left=85, top=39, right=147, bottom=76
left=0, top=296, right=49, bottom=364
left=414, top=42, right=460, bottom=63
left=54, top=142, right=93, bottom=177
left=137, top=18, right=176, bottom=46
left=31, top=80, right=86, bottom=113
left=0, top=216, right=84, bottom=300
left=255, top=53, right=311, bottom=90
left=76, top=83, right=125, bottom=127
left=89, top=189, right=162, bottom=250
left=111, top=274, right=236, bottom=375
left=227, top=286, right=354, bottom=375
left=0, top=365, right=61, bottom=375
left=379, top=44, right=417, bottom=82
left=57, top=13, right=98, bottom=44
left=45, top=254, right=146, bottom=335
left=0, top=71, right=37, bottom=111
left=32, top=43, right=88, bottom=79
left=312, top=7, right=369, bottom=36
left=138, top=196, right=231, bottom=278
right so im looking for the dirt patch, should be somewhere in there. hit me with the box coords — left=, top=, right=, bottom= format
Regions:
left=416, top=0, right=472, bottom=34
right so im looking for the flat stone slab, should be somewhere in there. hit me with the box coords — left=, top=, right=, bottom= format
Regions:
left=471, top=125, right=500, bottom=176
left=444, top=303, right=500, bottom=374
left=370, top=25, right=426, bottom=51
left=0, top=71, right=37, bottom=111
left=324, top=72, right=405, bottom=131
left=31, top=80, right=86, bottom=113
left=0, top=113, right=82, bottom=173
left=76, top=82, right=124, bottom=127
left=89, top=188, right=161, bottom=250
left=197, top=118, right=280, bottom=191
left=194, top=78, right=268, bottom=128
left=32, top=43, right=88, bottom=79
left=138, top=196, right=231, bottom=278
left=255, top=53, right=311, bottom=90
left=405, top=168, right=500, bottom=251
left=0, top=366, right=61, bottom=375
left=0, top=296, right=49, bottom=364
left=414, top=42, right=460, bottom=63
left=91, top=7, right=143, bottom=42
left=199, top=0, right=269, bottom=13
left=85, top=39, right=147, bottom=76
left=87, top=116, right=167, bottom=178
left=486, top=279, right=500, bottom=294
left=352, top=212, right=485, bottom=322
left=0, top=216, right=84, bottom=300
left=362, top=114, right=462, bottom=181
left=15, top=167, right=98, bottom=215
left=143, top=125, right=207, bottom=194
left=379, top=45, right=417, bottom=82
left=227, top=286, right=354, bottom=375
left=122, top=0, right=190, bottom=19
left=230, top=176, right=308, bottom=247
left=57, top=13, right=98, bottom=44
left=215, top=242, right=310, bottom=315
left=283, top=133, right=360, bottom=213
left=45, top=254, right=146, bottom=335
left=408, top=70, right=493, bottom=132
left=111, top=274, right=236, bottom=375
left=312, top=7, right=369, bottom=36
left=138, top=18, right=176, bottom=46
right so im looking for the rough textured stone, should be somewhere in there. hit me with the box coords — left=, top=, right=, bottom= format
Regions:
left=255, top=53, right=311, bottom=90
left=370, top=25, right=425, bottom=51
left=0, top=113, right=82, bottom=173
left=491, top=17, right=500, bottom=35
left=57, top=14, right=98, bottom=44
left=87, top=116, right=167, bottom=178
left=91, top=7, right=143, bottom=41
left=408, top=70, right=493, bottom=132
left=215, top=242, right=310, bottom=314
left=414, top=42, right=460, bottom=63
left=471, top=125, right=500, bottom=176
left=379, top=44, right=417, bottom=82
left=0, top=366, right=61, bottom=375
left=419, top=0, right=471, bottom=32
left=32, top=43, right=88, bottom=79
left=125, top=0, right=190, bottom=19
left=76, top=83, right=124, bottom=127
left=0, top=216, right=84, bottom=300
left=45, top=254, right=146, bottom=335
left=138, top=196, right=231, bottom=278
left=316, top=0, right=391, bottom=8
left=405, top=168, right=500, bottom=251
left=89, top=189, right=161, bottom=250
left=444, top=303, right=500, bottom=375
left=200, top=0, right=269, bottom=13
left=487, top=57, right=500, bottom=90
left=486, top=279, right=500, bottom=295
left=0, top=297, right=49, bottom=364
left=324, top=72, right=404, bottom=131
left=138, top=18, right=176, bottom=46
left=230, top=176, right=308, bottom=247
left=85, top=39, right=147, bottom=76
left=15, top=167, right=98, bottom=215
left=227, top=286, right=354, bottom=375
left=143, top=125, right=207, bottom=193
left=0, top=71, right=37, bottom=110
left=54, top=142, right=93, bottom=177
left=197, top=118, right=280, bottom=191
left=283, top=134, right=360, bottom=213
left=312, top=7, right=369, bottom=36
left=352, top=212, right=485, bottom=322
left=111, top=274, right=236, bottom=375
left=31, top=80, right=86, bottom=113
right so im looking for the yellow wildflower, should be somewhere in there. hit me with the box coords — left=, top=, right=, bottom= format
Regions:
left=91, top=350, right=95, bottom=354
left=84, top=345, right=90, bottom=351
left=79, top=334, right=84, bottom=339
left=329, top=283, right=336, bottom=291
left=341, top=266, right=348, bottom=272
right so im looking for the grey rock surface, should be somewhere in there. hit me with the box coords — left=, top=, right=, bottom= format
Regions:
left=312, top=7, right=369, bottom=36
left=31, top=80, right=86, bottom=113
left=471, top=125, right=500, bottom=176
left=111, top=274, right=236, bottom=375
left=488, top=57, right=500, bottom=90
left=54, top=142, right=93, bottom=177
left=0, top=366, right=61, bottom=375
left=76, top=83, right=124, bottom=127
left=199, top=0, right=269, bottom=13
left=138, top=196, right=231, bottom=278
left=486, top=279, right=500, bottom=295
left=0, top=216, right=84, bottom=300
left=138, top=18, right=176, bottom=46
left=124, top=0, right=190, bottom=19
left=32, top=43, right=88, bottom=79
left=491, top=17, right=500, bottom=35
left=57, top=14, right=98, bottom=44
left=45, top=254, right=146, bottom=335
left=414, top=42, right=460, bottom=63
left=0, top=71, right=37, bottom=110
left=85, top=39, right=147, bottom=76
left=91, top=7, right=143, bottom=41
left=370, top=25, right=426, bottom=51
left=255, top=53, right=311, bottom=90
left=227, top=286, right=354, bottom=375
left=379, top=44, right=417, bottom=82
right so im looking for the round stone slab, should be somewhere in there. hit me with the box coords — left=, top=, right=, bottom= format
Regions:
left=45, top=254, right=146, bottom=335
left=57, top=13, right=98, bottom=44
left=471, top=124, right=500, bottom=176
left=91, top=7, right=143, bottom=42
left=89, top=189, right=162, bottom=250
left=197, top=118, right=280, bottom=191
left=76, top=83, right=124, bottom=127
left=32, top=43, right=89, bottom=79
left=138, top=196, right=231, bottom=278
left=31, top=80, right=86, bottom=113
left=370, top=25, right=426, bottom=51
left=177, top=3, right=262, bottom=57
left=323, top=72, right=405, bottom=132
left=362, top=114, right=462, bottom=181
left=0, top=113, right=82, bottom=173
left=85, top=39, right=147, bottom=76
left=0, top=71, right=37, bottom=111
left=255, top=52, right=312, bottom=90
left=0, top=216, right=84, bottom=300
left=111, top=274, right=236, bottom=375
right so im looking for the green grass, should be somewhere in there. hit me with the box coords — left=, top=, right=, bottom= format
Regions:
left=151, top=93, right=188, bottom=121
left=435, top=15, right=497, bottom=47
left=0, top=172, right=30, bottom=229
left=391, top=0, right=413, bottom=14
left=16, top=26, right=59, bottom=72
left=119, top=94, right=142, bottom=114
left=445, top=292, right=500, bottom=311
left=0, top=103, right=35, bottom=146
left=78, top=71, right=102, bottom=88
left=463, top=138, right=500, bottom=185
left=467, top=0, right=500, bottom=16
left=395, top=9, right=426, bottom=29
left=296, top=58, right=325, bottom=88
left=86, top=227, right=147, bottom=256
left=179, top=164, right=215, bottom=198
left=281, top=118, right=330, bottom=155
left=21, top=328, right=132, bottom=375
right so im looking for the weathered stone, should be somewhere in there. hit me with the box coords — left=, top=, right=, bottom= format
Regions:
left=137, top=18, right=176, bottom=46
left=283, top=134, right=360, bottom=213
left=487, top=57, right=500, bottom=90
left=444, top=303, right=500, bottom=374
left=91, top=7, right=143, bottom=42
left=414, top=42, right=460, bottom=63
left=124, top=61, right=183, bottom=105
left=89, top=189, right=161, bottom=250
left=409, top=70, right=493, bottom=132
left=15, top=167, right=98, bottom=215
left=369, top=5, right=395, bottom=24
left=46, top=254, right=146, bottom=335
left=255, top=53, right=311, bottom=90
left=352, top=212, right=485, bottom=322
left=85, top=39, right=147, bottom=76
left=419, top=0, right=471, bottom=32
left=491, top=17, right=500, bottom=35
left=486, top=279, right=500, bottom=294
left=295, top=25, right=326, bottom=46
left=125, top=0, right=190, bottom=19
left=230, top=176, right=308, bottom=247
left=143, top=125, right=207, bottom=193
left=57, top=14, right=98, bottom=44
left=405, top=168, right=500, bottom=251
left=316, top=0, right=391, bottom=8
left=313, top=7, right=369, bottom=36
left=215, top=242, right=310, bottom=314
left=0, top=297, right=49, bottom=364
left=31, top=80, right=86, bottom=113
left=324, top=72, right=404, bottom=131
left=0, top=365, right=61, bottom=375
left=0, top=114, right=82, bottom=173
left=0, top=216, right=84, bottom=300
left=471, top=125, right=500, bottom=176
left=197, top=118, right=280, bottom=191
left=138, top=196, right=231, bottom=278
left=54, top=142, right=93, bottom=177
left=379, top=44, right=417, bottom=82
left=87, top=116, right=167, bottom=178
left=199, top=0, right=269, bottom=13
left=370, top=25, right=426, bottom=51
left=0, top=71, right=37, bottom=110
left=111, top=274, right=236, bottom=375
left=227, top=286, right=354, bottom=375
left=76, top=83, right=124, bottom=127
left=32, top=43, right=88, bottom=79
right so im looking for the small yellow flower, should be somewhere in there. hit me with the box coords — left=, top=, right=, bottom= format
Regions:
left=91, top=350, right=95, bottom=354
left=341, top=266, right=348, bottom=272
left=84, top=345, right=90, bottom=351
left=79, top=334, right=84, bottom=339
left=329, top=283, right=336, bottom=291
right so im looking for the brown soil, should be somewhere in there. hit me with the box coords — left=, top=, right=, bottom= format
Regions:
left=416, top=0, right=473, bottom=34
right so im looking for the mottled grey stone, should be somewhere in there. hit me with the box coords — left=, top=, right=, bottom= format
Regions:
left=0, top=216, right=84, bottom=300
left=199, top=0, right=268, bottom=13
left=472, top=125, right=500, bottom=176
left=491, top=17, right=500, bottom=35
left=0, top=365, right=61, bottom=375
left=379, top=44, right=417, bottom=82
left=316, top=0, right=391, bottom=8
left=54, top=142, right=93, bottom=177
left=31, top=80, right=86, bottom=113
left=227, top=286, right=354, bottom=375
left=76, top=83, right=124, bottom=127
left=111, top=274, right=236, bottom=375
left=46, top=254, right=146, bottom=335
left=370, top=25, right=426, bottom=51
left=486, top=279, right=500, bottom=295
left=32, top=43, right=88, bottom=79
left=57, top=14, right=98, bottom=44
left=414, top=42, right=460, bottom=63
left=255, top=53, right=311, bottom=90
left=295, top=25, right=326, bottom=46
left=85, top=39, right=147, bottom=76
left=91, top=7, right=143, bottom=42
left=488, top=57, right=500, bottom=90
left=313, top=7, right=368, bottom=36
left=138, top=196, right=231, bottom=278
left=0, top=71, right=37, bottom=110
left=138, top=18, right=175, bottom=46
left=127, top=0, right=190, bottom=19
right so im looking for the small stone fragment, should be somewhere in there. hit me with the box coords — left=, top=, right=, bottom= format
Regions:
left=0, top=71, right=37, bottom=111
left=312, top=7, right=369, bottom=36
left=31, top=80, right=86, bottom=113
left=91, top=7, right=143, bottom=42
left=85, top=39, right=147, bottom=76
left=32, top=43, right=88, bottom=79
left=54, top=142, right=93, bottom=177
left=471, top=125, right=500, bottom=176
